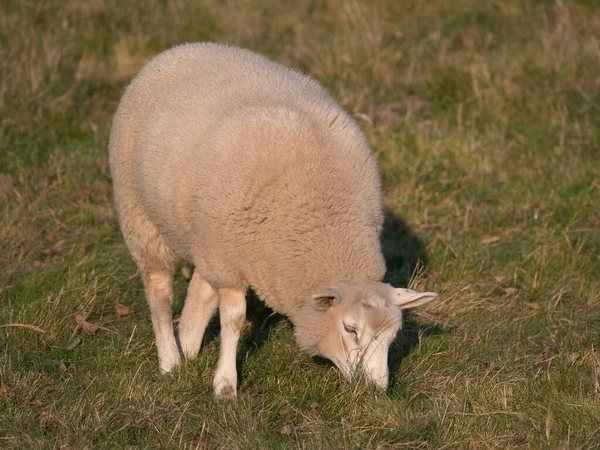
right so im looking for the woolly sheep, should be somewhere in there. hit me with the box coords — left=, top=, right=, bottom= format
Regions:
left=109, top=42, right=438, bottom=397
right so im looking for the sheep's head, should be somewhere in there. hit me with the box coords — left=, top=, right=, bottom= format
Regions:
left=310, top=282, right=438, bottom=390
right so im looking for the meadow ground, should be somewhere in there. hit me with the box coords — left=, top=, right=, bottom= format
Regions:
left=1, top=0, right=599, bottom=448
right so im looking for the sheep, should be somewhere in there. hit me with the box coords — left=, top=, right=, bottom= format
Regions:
left=109, top=42, right=438, bottom=397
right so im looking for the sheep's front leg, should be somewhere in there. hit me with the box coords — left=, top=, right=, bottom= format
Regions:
left=213, top=288, right=246, bottom=398
left=178, top=271, right=219, bottom=358
left=143, top=269, right=180, bottom=374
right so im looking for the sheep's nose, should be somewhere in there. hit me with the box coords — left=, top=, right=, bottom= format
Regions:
left=366, top=367, right=389, bottom=390
left=373, top=374, right=389, bottom=390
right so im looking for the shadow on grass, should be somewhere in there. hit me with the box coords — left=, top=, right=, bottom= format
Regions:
left=178, top=208, right=442, bottom=388
left=239, top=291, right=285, bottom=363
left=388, top=317, right=445, bottom=390
left=380, top=209, right=429, bottom=287
left=380, top=209, right=445, bottom=390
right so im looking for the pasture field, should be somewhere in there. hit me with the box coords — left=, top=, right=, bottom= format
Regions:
left=1, top=0, right=599, bottom=448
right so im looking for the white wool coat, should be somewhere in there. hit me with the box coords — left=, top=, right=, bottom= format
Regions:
left=109, top=43, right=386, bottom=348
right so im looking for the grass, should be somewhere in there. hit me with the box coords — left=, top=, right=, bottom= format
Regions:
left=1, top=0, right=599, bottom=448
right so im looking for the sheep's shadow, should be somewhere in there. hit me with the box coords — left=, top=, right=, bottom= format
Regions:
left=238, top=291, right=285, bottom=364
left=180, top=208, right=441, bottom=388
left=380, top=210, right=444, bottom=389
left=387, top=317, right=445, bottom=390
left=380, top=209, right=429, bottom=288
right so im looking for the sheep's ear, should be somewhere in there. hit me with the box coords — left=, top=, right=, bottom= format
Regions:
left=311, top=287, right=343, bottom=311
left=392, top=288, right=438, bottom=310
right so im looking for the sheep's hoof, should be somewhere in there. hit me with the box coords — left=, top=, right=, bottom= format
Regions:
left=180, top=345, right=200, bottom=360
left=158, top=352, right=181, bottom=375
left=213, top=377, right=237, bottom=398
left=178, top=332, right=202, bottom=360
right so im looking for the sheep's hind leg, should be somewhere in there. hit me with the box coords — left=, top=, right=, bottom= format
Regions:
left=142, top=267, right=180, bottom=374
left=213, top=288, right=246, bottom=398
left=178, top=271, right=219, bottom=359
left=115, top=182, right=179, bottom=374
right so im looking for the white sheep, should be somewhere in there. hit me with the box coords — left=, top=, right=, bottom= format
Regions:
left=109, top=42, right=438, bottom=397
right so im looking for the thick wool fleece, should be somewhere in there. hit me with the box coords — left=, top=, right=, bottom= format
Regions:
left=109, top=43, right=386, bottom=352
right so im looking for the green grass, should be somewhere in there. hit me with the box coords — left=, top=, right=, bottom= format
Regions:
left=1, top=0, right=599, bottom=448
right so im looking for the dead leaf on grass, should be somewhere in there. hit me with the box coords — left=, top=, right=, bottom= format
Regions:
left=481, top=236, right=501, bottom=245
left=24, top=260, right=43, bottom=271
left=536, top=346, right=553, bottom=364
left=73, top=184, right=96, bottom=207
left=65, top=337, right=81, bottom=351
left=279, top=424, right=294, bottom=436
left=44, top=239, right=65, bottom=257
left=511, top=435, right=527, bottom=444
left=75, top=313, right=100, bottom=336
left=40, top=410, right=67, bottom=428
left=504, top=287, right=519, bottom=297
left=58, top=359, right=68, bottom=372
left=116, top=302, right=134, bottom=317
left=246, top=386, right=260, bottom=398
left=0, top=385, right=8, bottom=394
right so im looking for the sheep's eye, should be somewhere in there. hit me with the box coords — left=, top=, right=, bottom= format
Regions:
left=343, top=324, right=357, bottom=335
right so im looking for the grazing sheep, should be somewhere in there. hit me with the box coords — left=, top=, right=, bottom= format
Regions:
left=109, top=42, right=438, bottom=397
